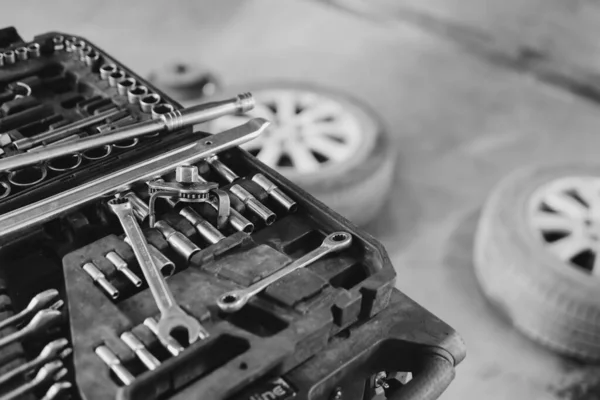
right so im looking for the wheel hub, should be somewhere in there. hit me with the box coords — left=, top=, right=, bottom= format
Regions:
left=529, top=176, right=600, bottom=276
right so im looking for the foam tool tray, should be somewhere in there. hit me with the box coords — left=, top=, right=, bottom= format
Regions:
left=0, top=27, right=465, bottom=400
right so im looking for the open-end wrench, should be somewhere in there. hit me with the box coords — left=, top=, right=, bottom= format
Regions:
left=0, top=361, right=67, bottom=400
left=0, top=289, right=58, bottom=331
left=0, top=338, right=70, bottom=386
left=217, top=232, right=352, bottom=313
left=144, top=317, right=184, bottom=356
left=40, top=382, right=72, bottom=400
left=0, top=309, right=62, bottom=350
left=109, top=197, right=208, bottom=345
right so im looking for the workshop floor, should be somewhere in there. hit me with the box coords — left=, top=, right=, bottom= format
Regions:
left=2, top=1, right=600, bottom=398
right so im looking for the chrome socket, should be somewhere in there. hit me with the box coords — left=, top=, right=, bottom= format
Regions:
left=139, top=93, right=161, bottom=113
left=127, top=85, right=148, bottom=104
left=206, top=155, right=237, bottom=183
left=179, top=207, right=225, bottom=244
left=15, top=47, right=28, bottom=61
left=99, top=64, right=117, bottom=80
left=117, top=78, right=136, bottom=96
left=151, top=103, right=175, bottom=120
left=120, top=332, right=160, bottom=370
left=82, top=145, right=112, bottom=161
left=82, top=262, right=119, bottom=300
left=252, top=173, right=297, bottom=212
left=72, top=40, right=87, bottom=60
left=105, top=251, right=143, bottom=288
left=53, top=35, right=65, bottom=51
left=27, top=43, right=41, bottom=58
left=230, top=184, right=276, bottom=225
left=8, top=165, right=47, bottom=187
left=154, top=220, right=200, bottom=262
left=108, top=70, right=125, bottom=87
left=0, top=53, right=4, bottom=66
left=47, top=154, right=82, bottom=172
left=3, top=50, right=15, bottom=65
left=84, top=48, right=101, bottom=67
left=95, top=346, right=134, bottom=386
left=123, top=236, right=176, bottom=278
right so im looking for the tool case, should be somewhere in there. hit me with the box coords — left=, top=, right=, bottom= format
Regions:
left=0, top=27, right=465, bottom=400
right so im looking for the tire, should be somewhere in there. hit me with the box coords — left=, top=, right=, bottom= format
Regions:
left=205, top=82, right=397, bottom=226
left=474, top=163, right=600, bottom=361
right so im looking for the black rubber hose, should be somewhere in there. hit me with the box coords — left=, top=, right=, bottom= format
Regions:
left=388, top=354, right=456, bottom=400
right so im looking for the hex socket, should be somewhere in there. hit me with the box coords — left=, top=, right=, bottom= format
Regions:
left=252, top=173, right=297, bottom=212
left=108, top=70, right=125, bottom=87
left=127, top=85, right=148, bottom=104
left=15, top=47, right=28, bottom=61
left=151, top=103, right=175, bottom=120
left=179, top=207, right=225, bottom=244
left=123, top=236, right=176, bottom=277
left=230, top=184, right=276, bottom=225
left=27, top=43, right=41, bottom=58
left=207, top=155, right=237, bottom=183
left=99, top=64, right=117, bottom=80
left=154, top=220, right=200, bottom=261
left=3, top=51, right=15, bottom=65
left=117, top=78, right=136, bottom=95
left=139, top=93, right=161, bottom=113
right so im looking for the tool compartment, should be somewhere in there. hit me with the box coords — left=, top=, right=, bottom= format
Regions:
left=0, top=27, right=464, bottom=400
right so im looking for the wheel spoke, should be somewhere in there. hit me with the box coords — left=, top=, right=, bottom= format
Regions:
left=577, top=185, right=600, bottom=220
left=274, top=93, right=297, bottom=122
left=530, top=211, right=575, bottom=232
left=547, top=233, right=590, bottom=261
left=285, top=141, right=321, bottom=173
left=544, top=192, right=588, bottom=218
left=296, top=102, right=339, bottom=124
left=303, top=134, right=349, bottom=162
left=255, top=139, right=283, bottom=167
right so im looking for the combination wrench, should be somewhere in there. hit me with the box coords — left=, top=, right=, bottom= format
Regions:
left=109, top=197, right=209, bottom=346
left=0, top=361, right=66, bottom=400
left=0, top=289, right=58, bottom=331
left=0, top=338, right=70, bottom=386
left=217, top=232, right=352, bottom=313
left=0, top=309, right=62, bottom=350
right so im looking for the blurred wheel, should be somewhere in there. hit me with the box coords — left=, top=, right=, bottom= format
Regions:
left=474, top=164, right=600, bottom=360
left=207, top=83, right=396, bottom=226
left=148, top=62, right=220, bottom=101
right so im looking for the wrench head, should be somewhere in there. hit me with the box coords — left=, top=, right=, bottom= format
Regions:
left=108, top=196, right=133, bottom=216
left=322, top=232, right=353, bottom=251
left=39, top=338, right=69, bottom=359
left=216, top=290, right=249, bottom=313
left=156, top=311, right=208, bottom=346
left=27, top=289, right=59, bottom=313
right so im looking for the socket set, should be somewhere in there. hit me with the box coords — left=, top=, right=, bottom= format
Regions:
left=0, top=27, right=465, bottom=400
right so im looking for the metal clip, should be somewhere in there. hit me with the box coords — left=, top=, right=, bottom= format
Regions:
left=147, top=165, right=230, bottom=229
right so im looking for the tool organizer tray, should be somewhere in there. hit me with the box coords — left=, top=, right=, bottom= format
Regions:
left=0, top=27, right=464, bottom=400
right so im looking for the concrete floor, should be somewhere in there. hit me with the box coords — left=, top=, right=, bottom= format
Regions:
left=2, top=0, right=600, bottom=398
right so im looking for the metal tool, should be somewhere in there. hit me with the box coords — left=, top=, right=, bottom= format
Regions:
left=123, top=236, right=176, bottom=278
left=109, top=197, right=209, bottom=345
left=0, top=93, right=255, bottom=172
left=14, top=107, right=121, bottom=151
left=106, top=251, right=143, bottom=287
left=168, top=197, right=254, bottom=235
left=95, top=345, right=134, bottom=386
left=217, top=232, right=352, bottom=312
left=147, top=165, right=230, bottom=229
left=0, top=361, right=66, bottom=400
left=0, top=339, right=70, bottom=386
left=179, top=207, right=225, bottom=244
left=0, top=309, right=62, bottom=350
left=0, top=118, right=268, bottom=240
left=0, top=289, right=58, bottom=331
left=120, top=331, right=160, bottom=370
left=154, top=220, right=201, bottom=262
left=143, top=317, right=184, bottom=356
left=82, top=262, right=119, bottom=299
left=3, top=51, right=15, bottom=65
left=84, top=48, right=100, bottom=67
left=7, top=165, right=47, bottom=187
left=139, top=93, right=161, bottom=113
left=117, top=78, right=136, bottom=96
left=127, top=85, right=148, bottom=104
left=108, top=70, right=125, bottom=87
left=229, top=184, right=276, bottom=225
left=40, top=382, right=72, bottom=400
left=151, top=103, right=174, bottom=120
left=27, top=43, right=40, bottom=58
left=14, top=47, right=28, bottom=61
left=99, top=64, right=117, bottom=80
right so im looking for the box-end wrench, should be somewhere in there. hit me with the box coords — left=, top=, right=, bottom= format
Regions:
left=109, top=198, right=209, bottom=345
left=217, top=232, right=352, bottom=313
left=0, top=289, right=58, bottom=331
left=0, top=309, right=62, bottom=350
left=0, top=338, right=70, bottom=386
left=0, top=361, right=67, bottom=400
